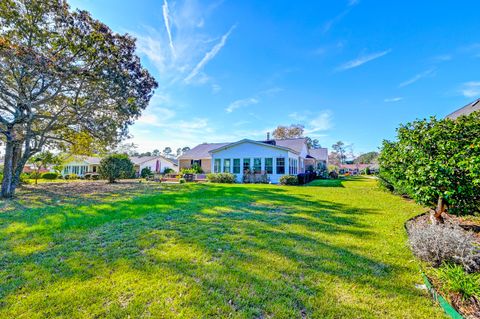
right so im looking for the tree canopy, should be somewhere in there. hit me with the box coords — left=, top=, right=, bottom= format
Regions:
left=0, top=0, right=157, bottom=197
left=354, top=151, right=379, bottom=164
left=378, top=113, right=480, bottom=219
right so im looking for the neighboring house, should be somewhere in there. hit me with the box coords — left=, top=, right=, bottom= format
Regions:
left=339, top=163, right=379, bottom=175
left=178, top=142, right=229, bottom=173
left=61, top=155, right=178, bottom=177
left=446, top=98, right=480, bottom=119
left=179, top=137, right=328, bottom=183
left=62, top=156, right=101, bottom=176
left=23, top=164, right=52, bottom=174
left=130, top=156, right=178, bottom=175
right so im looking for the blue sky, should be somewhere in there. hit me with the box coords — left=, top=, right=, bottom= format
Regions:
left=70, top=0, right=480, bottom=154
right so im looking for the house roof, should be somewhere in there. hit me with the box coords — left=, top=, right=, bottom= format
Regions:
left=130, top=155, right=178, bottom=166
left=209, top=139, right=300, bottom=155
left=178, top=143, right=230, bottom=160
left=274, top=138, right=307, bottom=154
left=82, top=156, right=102, bottom=165
left=446, top=98, right=480, bottom=119
left=308, top=148, right=328, bottom=161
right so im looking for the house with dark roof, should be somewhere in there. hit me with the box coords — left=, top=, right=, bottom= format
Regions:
left=178, top=137, right=328, bottom=183
left=446, top=98, right=480, bottom=119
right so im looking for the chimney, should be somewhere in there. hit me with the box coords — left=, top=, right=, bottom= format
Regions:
left=266, top=132, right=270, bottom=140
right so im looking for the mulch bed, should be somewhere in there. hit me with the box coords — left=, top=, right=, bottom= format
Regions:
left=407, top=212, right=480, bottom=319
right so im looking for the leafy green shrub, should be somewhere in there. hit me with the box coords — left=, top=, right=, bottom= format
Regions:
left=180, top=168, right=196, bottom=175
left=191, top=163, right=204, bottom=173
left=41, top=172, right=58, bottom=180
left=242, top=171, right=269, bottom=184
left=179, top=178, right=186, bottom=184
left=280, top=175, right=298, bottom=185
left=84, top=173, right=100, bottom=180
left=436, top=264, right=480, bottom=301
left=140, top=167, right=152, bottom=178
left=99, top=154, right=135, bottom=183
left=207, top=173, right=236, bottom=183
left=20, top=173, right=32, bottom=184
left=64, top=173, right=78, bottom=180
left=163, top=167, right=174, bottom=174
left=379, top=112, right=480, bottom=217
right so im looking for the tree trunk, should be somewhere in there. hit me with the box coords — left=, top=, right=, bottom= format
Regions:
left=1, top=140, right=15, bottom=198
left=430, top=196, right=446, bottom=223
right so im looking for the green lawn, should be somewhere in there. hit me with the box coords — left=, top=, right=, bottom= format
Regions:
left=0, top=177, right=445, bottom=318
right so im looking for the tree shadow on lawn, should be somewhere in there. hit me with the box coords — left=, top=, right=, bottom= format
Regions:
left=0, top=184, right=435, bottom=318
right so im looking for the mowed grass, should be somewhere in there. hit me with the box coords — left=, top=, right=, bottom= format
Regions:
left=0, top=177, right=446, bottom=318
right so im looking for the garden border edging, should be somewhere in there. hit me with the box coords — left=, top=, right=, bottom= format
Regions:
left=405, top=213, right=465, bottom=319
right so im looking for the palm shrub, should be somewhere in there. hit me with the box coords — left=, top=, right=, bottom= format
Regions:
left=140, top=167, right=153, bottom=178
left=99, top=154, right=135, bottom=183
left=379, top=112, right=480, bottom=220
left=436, top=264, right=480, bottom=301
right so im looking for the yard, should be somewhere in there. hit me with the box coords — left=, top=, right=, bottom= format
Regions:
left=0, top=177, right=446, bottom=318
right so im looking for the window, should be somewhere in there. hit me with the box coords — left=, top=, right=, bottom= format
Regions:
left=253, top=158, right=261, bottom=174
left=265, top=158, right=273, bottom=174
left=289, top=158, right=298, bottom=175
left=214, top=159, right=221, bottom=173
left=223, top=159, right=231, bottom=173
left=243, top=158, right=250, bottom=173
left=276, top=158, right=285, bottom=174
left=233, top=159, right=240, bottom=174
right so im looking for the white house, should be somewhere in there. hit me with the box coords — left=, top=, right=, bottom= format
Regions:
left=130, top=156, right=178, bottom=175
left=61, top=155, right=178, bottom=177
left=179, top=137, right=328, bottom=183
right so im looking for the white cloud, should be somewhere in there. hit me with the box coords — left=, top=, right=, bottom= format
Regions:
left=162, top=0, right=176, bottom=58
left=432, top=54, right=452, bottom=62
left=460, top=81, right=480, bottom=98
left=226, top=97, right=258, bottom=113
left=132, top=0, right=234, bottom=87
left=288, top=112, right=307, bottom=121
left=322, top=1, right=359, bottom=34
left=184, top=24, right=236, bottom=83
left=336, top=49, right=391, bottom=71
left=211, top=84, right=221, bottom=94
left=399, top=68, right=436, bottom=87
left=307, top=111, right=333, bottom=133
left=384, top=97, right=403, bottom=103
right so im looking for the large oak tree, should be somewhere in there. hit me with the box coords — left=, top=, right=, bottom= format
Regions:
left=0, top=0, right=158, bottom=197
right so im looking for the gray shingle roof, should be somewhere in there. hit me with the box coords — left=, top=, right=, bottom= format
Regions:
left=274, top=138, right=307, bottom=154
left=446, top=98, right=480, bottom=119
left=308, top=148, right=328, bottom=161
left=178, top=143, right=230, bottom=160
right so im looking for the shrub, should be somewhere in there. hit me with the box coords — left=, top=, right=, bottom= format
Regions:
left=64, top=173, right=78, bottom=180
left=163, top=167, right=174, bottom=174
left=179, top=178, right=186, bottom=184
left=408, top=222, right=480, bottom=272
left=84, top=173, right=100, bottom=180
left=140, top=167, right=152, bottom=178
left=280, top=175, right=298, bottom=185
left=180, top=168, right=196, bottom=175
left=328, top=171, right=338, bottom=179
left=379, top=112, right=480, bottom=218
left=191, top=163, right=204, bottom=174
left=99, top=154, right=135, bottom=183
left=207, top=173, right=236, bottom=183
left=436, top=263, right=480, bottom=301
left=242, top=171, right=269, bottom=184
left=41, top=172, right=58, bottom=180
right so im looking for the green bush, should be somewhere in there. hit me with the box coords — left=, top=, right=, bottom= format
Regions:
left=64, top=173, right=78, bottom=180
left=163, top=167, right=174, bottom=174
left=280, top=175, right=298, bottom=185
left=84, top=173, right=100, bottom=180
left=99, top=154, right=135, bottom=183
left=180, top=168, right=196, bottom=175
left=379, top=112, right=480, bottom=216
left=140, top=167, right=152, bottom=178
left=207, top=173, right=236, bottom=183
left=41, top=172, right=58, bottom=180
left=191, top=163, right=204, bottom=174
left=436, top=264, right=480, bottom=301
left=179, top=178, right=186, bottom=184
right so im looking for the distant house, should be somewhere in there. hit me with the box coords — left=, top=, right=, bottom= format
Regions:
left=179, top=137, right=328, bottom=183
left=61, top=155, right=178, bottom=177
left=130, top=156, right=178, bottom=175
left=446, top=98, right=480, bottom=119
left=339, top=163, right=379, bottom=175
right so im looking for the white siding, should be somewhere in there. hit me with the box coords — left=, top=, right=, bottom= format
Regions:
left=138, top=158, right=178, bottom=174
left=211, top=141, right=299, bottom=183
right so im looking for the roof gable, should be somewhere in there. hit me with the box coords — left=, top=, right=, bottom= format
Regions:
left=178, top=143, right=230, bottom=160
left=446, top=98, right=480, bottom=119
left=210, top=139, right=299, bottom=154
